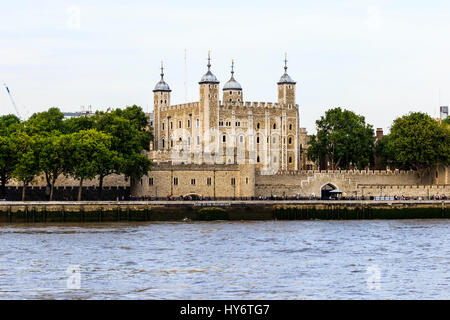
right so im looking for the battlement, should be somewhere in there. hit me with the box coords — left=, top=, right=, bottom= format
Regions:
left=160, top=102, right=200, bottom=111
left=259, top=169, right=418, bottom=176
left=151, top=163, right=241, bottom=171
left=159, top=101, right=299, bottom=112
left=219, top=101, right=298, bottom=110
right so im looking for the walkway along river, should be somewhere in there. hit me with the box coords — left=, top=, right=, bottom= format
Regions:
left=0, top=201, right=448, bottom=222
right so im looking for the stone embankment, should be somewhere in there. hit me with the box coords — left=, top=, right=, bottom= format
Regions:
left=0, top=200, right=448, bottom=222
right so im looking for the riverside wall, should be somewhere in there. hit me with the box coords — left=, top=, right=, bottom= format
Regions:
left=0, top=200, right=448, bottom=222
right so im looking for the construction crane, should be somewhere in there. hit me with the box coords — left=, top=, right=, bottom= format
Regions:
left=3, top=83, right=21, bottom=119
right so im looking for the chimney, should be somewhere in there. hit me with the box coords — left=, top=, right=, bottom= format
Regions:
left=376, top=128, right=383, bottom=139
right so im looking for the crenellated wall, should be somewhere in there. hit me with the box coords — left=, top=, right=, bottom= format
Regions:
left=254, top=169, right=447, bottom=198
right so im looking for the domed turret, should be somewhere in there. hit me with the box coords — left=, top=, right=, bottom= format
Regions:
left=277, top=53, right=296, bottom=106
left=277, top=53, right=296, bottom=85
left=199, top=51, right=219, bottom=84
left=153, top=61, right=171, bottom=92
left=223, top=59, right=243, bottom=103
left=223, top=59, right=242, bottom=91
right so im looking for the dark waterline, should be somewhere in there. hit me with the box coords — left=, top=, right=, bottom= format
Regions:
left=0, top=220, right=449, bottom=299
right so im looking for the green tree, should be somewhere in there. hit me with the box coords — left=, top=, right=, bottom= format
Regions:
left=38, top=135, right=70, bottom=201
left=0, top=136, right=18, bottom=199
left=94, top=106, right=152, bottom=192
left=0, top=114, right=21, bottom=136
left=443, top=116, right=450, bottom=126
left=11, top=132, right=41, bottom=201
left=384, top=112, right=450, bottom=182
left=63, top=115, right=96, bottom=134
left=0, top=115, right=21, bottom=199
left=25, top=107, right=65, bottom=136
left=65, top=130, right=113, bottom=201
left=307, top=107, right=375, bottom=170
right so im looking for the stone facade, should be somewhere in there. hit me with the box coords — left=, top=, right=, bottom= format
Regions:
left=131, top=163, right=255, bottom=199
left=150, top=54, right=299, bottom=173
left=133, top=53, right=450, bottom=200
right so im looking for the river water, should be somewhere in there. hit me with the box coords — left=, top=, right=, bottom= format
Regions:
left=0, top=220, right=449, bottom=299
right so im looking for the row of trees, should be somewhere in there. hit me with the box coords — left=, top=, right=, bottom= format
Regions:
left=307, top=108, right=450, bottom=182
left=0, top=106, right=152, bottom=201
left=375, top=112, right=450, bottom=182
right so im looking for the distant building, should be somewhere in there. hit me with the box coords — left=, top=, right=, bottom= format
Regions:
left=440, top=106, right=448, bottom=121
left=63, top=110, right=94, bottom=119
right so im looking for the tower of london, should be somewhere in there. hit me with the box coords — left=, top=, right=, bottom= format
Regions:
left=149, top=52, right=300, bottom=173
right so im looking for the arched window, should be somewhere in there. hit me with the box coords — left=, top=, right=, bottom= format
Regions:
left=222, top=135, right=226, bottom=143
left=257, top=122, right=260, bottom=129
left=288, top=137, right=292, bottom=144
left=289, top=124, right=292, bottom=130
left=273, top=123, right=276, bottom=129
left=257, top=156, right=260, bottom=163
left=162, top=138, right=165, bottom=148
left=289, top=156, right=292, bottom=163
left=256, top=136, right=260, bottom=144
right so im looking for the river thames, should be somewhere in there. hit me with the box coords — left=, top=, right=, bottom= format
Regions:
left=0, top=220, right=449, bottom=299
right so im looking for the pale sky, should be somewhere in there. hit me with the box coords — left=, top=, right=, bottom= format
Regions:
left=1, top=0, right=450, bottom=133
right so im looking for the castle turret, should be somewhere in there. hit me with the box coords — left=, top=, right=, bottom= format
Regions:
left=198, top=51, right=220, bottom=149
left=277, top=53, right=296, bottom=107
left=222, top=59, right=243, bottom=104
left=153, top=61, right=171, bottom=150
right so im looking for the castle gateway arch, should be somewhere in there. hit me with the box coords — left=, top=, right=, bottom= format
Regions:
left=320, top=182, right=338, bottom=200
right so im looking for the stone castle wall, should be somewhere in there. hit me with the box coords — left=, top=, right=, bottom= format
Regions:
left=255, top=169, right=448, bottom=198
left=7, top=174, right=129, bottom=188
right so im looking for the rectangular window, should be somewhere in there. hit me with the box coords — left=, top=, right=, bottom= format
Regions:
left=174, top=177, right=178, bottom=185
left=179, top=121, right=182, bottom=128
left=162, top=123, right=165, bottom=130
left=170, top=122, right=173, bottom=129
left=231, top=178, right=236, bottom=186
left=207, top=177, right=212, bottom=186
left=191, top=179, right=196, bottom=185
left=246, top=177, right=249, bottom=184
left=149, top=178, right=154, bottom=186
left=187, top=119, right=191, bottom=128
